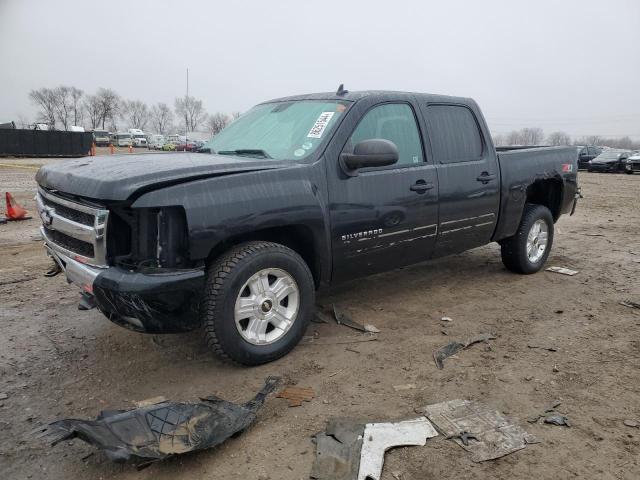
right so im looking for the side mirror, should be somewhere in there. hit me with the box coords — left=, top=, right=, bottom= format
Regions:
left=340, top=139, right=399, bottom=174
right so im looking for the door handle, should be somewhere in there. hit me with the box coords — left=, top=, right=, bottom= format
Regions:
left=476, top=172, right=496, bottom=183
left=410, top=180, right=434, bottom=193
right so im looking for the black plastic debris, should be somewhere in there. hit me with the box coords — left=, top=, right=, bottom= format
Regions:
left=620, top=300, right=640, bottom=310
left=35, top=376, right=280, bottom=465
left=332, top=305, right=379, bottom=333
left=433, top=333, right=496, bottom=369
left=311, top=418, right=365, bottom=480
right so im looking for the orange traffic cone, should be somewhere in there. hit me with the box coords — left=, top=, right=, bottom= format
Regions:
left=5, top=192, right=31, bottom=221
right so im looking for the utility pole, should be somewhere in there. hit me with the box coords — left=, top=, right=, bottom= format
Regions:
left=185, top=67, right=189, bottom=151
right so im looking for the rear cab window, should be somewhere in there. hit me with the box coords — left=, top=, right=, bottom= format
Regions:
left=425, top=105, right=484, bottom=163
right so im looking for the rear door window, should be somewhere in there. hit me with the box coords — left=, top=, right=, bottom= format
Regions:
left=425, top=105, right=483, bottom=163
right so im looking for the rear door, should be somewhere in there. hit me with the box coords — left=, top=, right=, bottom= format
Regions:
left=328, top=101, right=439, bottom=281
left=420, top=103, right=500, bottom=257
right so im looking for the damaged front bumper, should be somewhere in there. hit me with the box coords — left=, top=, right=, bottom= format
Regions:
left=45, top=243, right=205, bottom=334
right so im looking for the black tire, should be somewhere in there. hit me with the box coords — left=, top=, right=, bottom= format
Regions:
left=201, top=241, right=315, bottom=365
left=625, top=170, right=634, bottom=175
left=500, top=204, right=554, bottom=274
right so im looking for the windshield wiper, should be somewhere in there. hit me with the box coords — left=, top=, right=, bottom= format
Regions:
left=217, top=149, right=272, bottom=159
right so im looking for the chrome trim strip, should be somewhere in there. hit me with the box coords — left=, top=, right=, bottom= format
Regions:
left=440, top=213, right=494, bottom=226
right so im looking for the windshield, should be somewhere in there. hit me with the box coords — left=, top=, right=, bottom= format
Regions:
left=595, top=151, right=623, bottom=160
left=94, top=131, right=108, bottom=136
left=203, top=100, right=349, bottom=160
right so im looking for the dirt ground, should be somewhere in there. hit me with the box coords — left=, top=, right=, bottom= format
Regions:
left=1, top=158, right=639, bottom=480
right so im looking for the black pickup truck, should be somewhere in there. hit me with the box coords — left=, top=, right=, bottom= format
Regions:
left=36, top=90, right=579, bottom=365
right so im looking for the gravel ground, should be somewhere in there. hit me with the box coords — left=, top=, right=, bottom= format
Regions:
left=0, top=158, right=639, bottom=480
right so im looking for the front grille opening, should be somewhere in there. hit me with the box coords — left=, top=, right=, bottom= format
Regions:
left=41, top=195, right=95, bottom=226
left=45, top=227, right=94, bottom=258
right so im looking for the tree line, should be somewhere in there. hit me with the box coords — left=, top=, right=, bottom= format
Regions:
left=27, top=86, right=239, bottom=136
left=492, top=128, right=640, bottom=150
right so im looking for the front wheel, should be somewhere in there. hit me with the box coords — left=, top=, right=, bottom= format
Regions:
left=500, top=204, right=554, bottom=274
left=201, top=241, right=315, bottom=365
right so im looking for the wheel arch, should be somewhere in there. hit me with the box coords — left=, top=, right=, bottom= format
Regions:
left=205, top=224, right=322, bottom=287
left=525, top=178, right=564, bottom=221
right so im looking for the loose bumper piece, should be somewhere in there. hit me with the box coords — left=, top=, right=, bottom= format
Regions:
left=35, top=376, right=280, bottom=465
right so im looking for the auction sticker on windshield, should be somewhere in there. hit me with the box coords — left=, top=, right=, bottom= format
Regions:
left=307, top=112, right=335, bottom=138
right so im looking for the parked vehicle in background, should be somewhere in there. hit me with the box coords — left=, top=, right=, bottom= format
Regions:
left=147, top=134, right=166, bottom=150
left=576, top=145, right=602, bottom=169
left=162, top=141, right=177, bottom=151
left=175, top=140, right=201, bottom=152
left=625, top=152, right=640, bottom=174
left=35, top=89, right=580, bottom=365
left=112, top=132, right=133, bottom=147
left=128, top=129, right=148, bottom=147
left=92, top=130, right=111, bottom=146
left=587, top=149, right=632, bottom=173
left=0, top=121, right=16, bottom=129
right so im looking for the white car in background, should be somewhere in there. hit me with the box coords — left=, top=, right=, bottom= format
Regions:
left=147, top=134, right=166, bottom=150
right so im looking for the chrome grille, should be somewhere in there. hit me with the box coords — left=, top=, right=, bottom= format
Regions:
left=36, top=187, right=109, bottom=267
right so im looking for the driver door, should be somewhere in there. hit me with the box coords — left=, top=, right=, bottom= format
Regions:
left=328, top=102, right=439, bottom=282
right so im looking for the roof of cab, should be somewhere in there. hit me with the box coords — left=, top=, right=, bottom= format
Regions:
left=263, top=90, right=474, bottom=105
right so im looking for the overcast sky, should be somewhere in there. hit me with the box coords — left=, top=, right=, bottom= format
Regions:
left=1, top=0, right=639, bottom=138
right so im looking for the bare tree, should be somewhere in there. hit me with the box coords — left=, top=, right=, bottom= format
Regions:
left=503, top=127, right=544, bottom=146
left=96, top=88, right=121, bottom=130
left=231, top=111, right=241, bottom=120
left=505, top=130, right=522, bottom=145
left=492, top=134, right=506, bottom=146
left=69, top=87, right=84, bottom=126
left=122, top=100, right=150, bottom=130
left=84, top=94, right=103, bottom=129
left=205, top=112, right=230, bottom=136
left=520, top=128, right=544, bottom=145
left=16, top=114, right=30, bottom=129
left=546, top=131, right=571, bottom=146
left=174, top=95, right=206, bottom=132
left=52, top=86, right=73, bottom=130
left=29, top=88, right=57, bottom=128
left=150, top=103, right=173, bottom=134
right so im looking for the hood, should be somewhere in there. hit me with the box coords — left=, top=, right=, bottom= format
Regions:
left=36, top=153, right=293, bottom=201
left=591, top=155, right=621, bottom=164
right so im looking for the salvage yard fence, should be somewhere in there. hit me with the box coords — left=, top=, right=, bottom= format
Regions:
left=0, top=129, right=92, bottom=157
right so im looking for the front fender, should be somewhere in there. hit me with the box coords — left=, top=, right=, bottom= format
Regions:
left=131, top=163, right=331, bottom=278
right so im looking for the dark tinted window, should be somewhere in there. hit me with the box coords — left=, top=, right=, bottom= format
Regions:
left=426, top=105, right=483, bottom=163
left=349, top=103, right=423, bottom=166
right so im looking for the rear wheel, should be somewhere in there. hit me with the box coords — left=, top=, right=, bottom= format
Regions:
left=500, top=204, right=554, bottom=274
left=201, top=241, right=315, bottom=365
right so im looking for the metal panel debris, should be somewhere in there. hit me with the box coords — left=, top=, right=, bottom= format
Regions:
left=422, top=399, right=537, bottom=462
left=311, top=417, right=438, bottom=480
left=358, top=417, right=438, bottom=480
